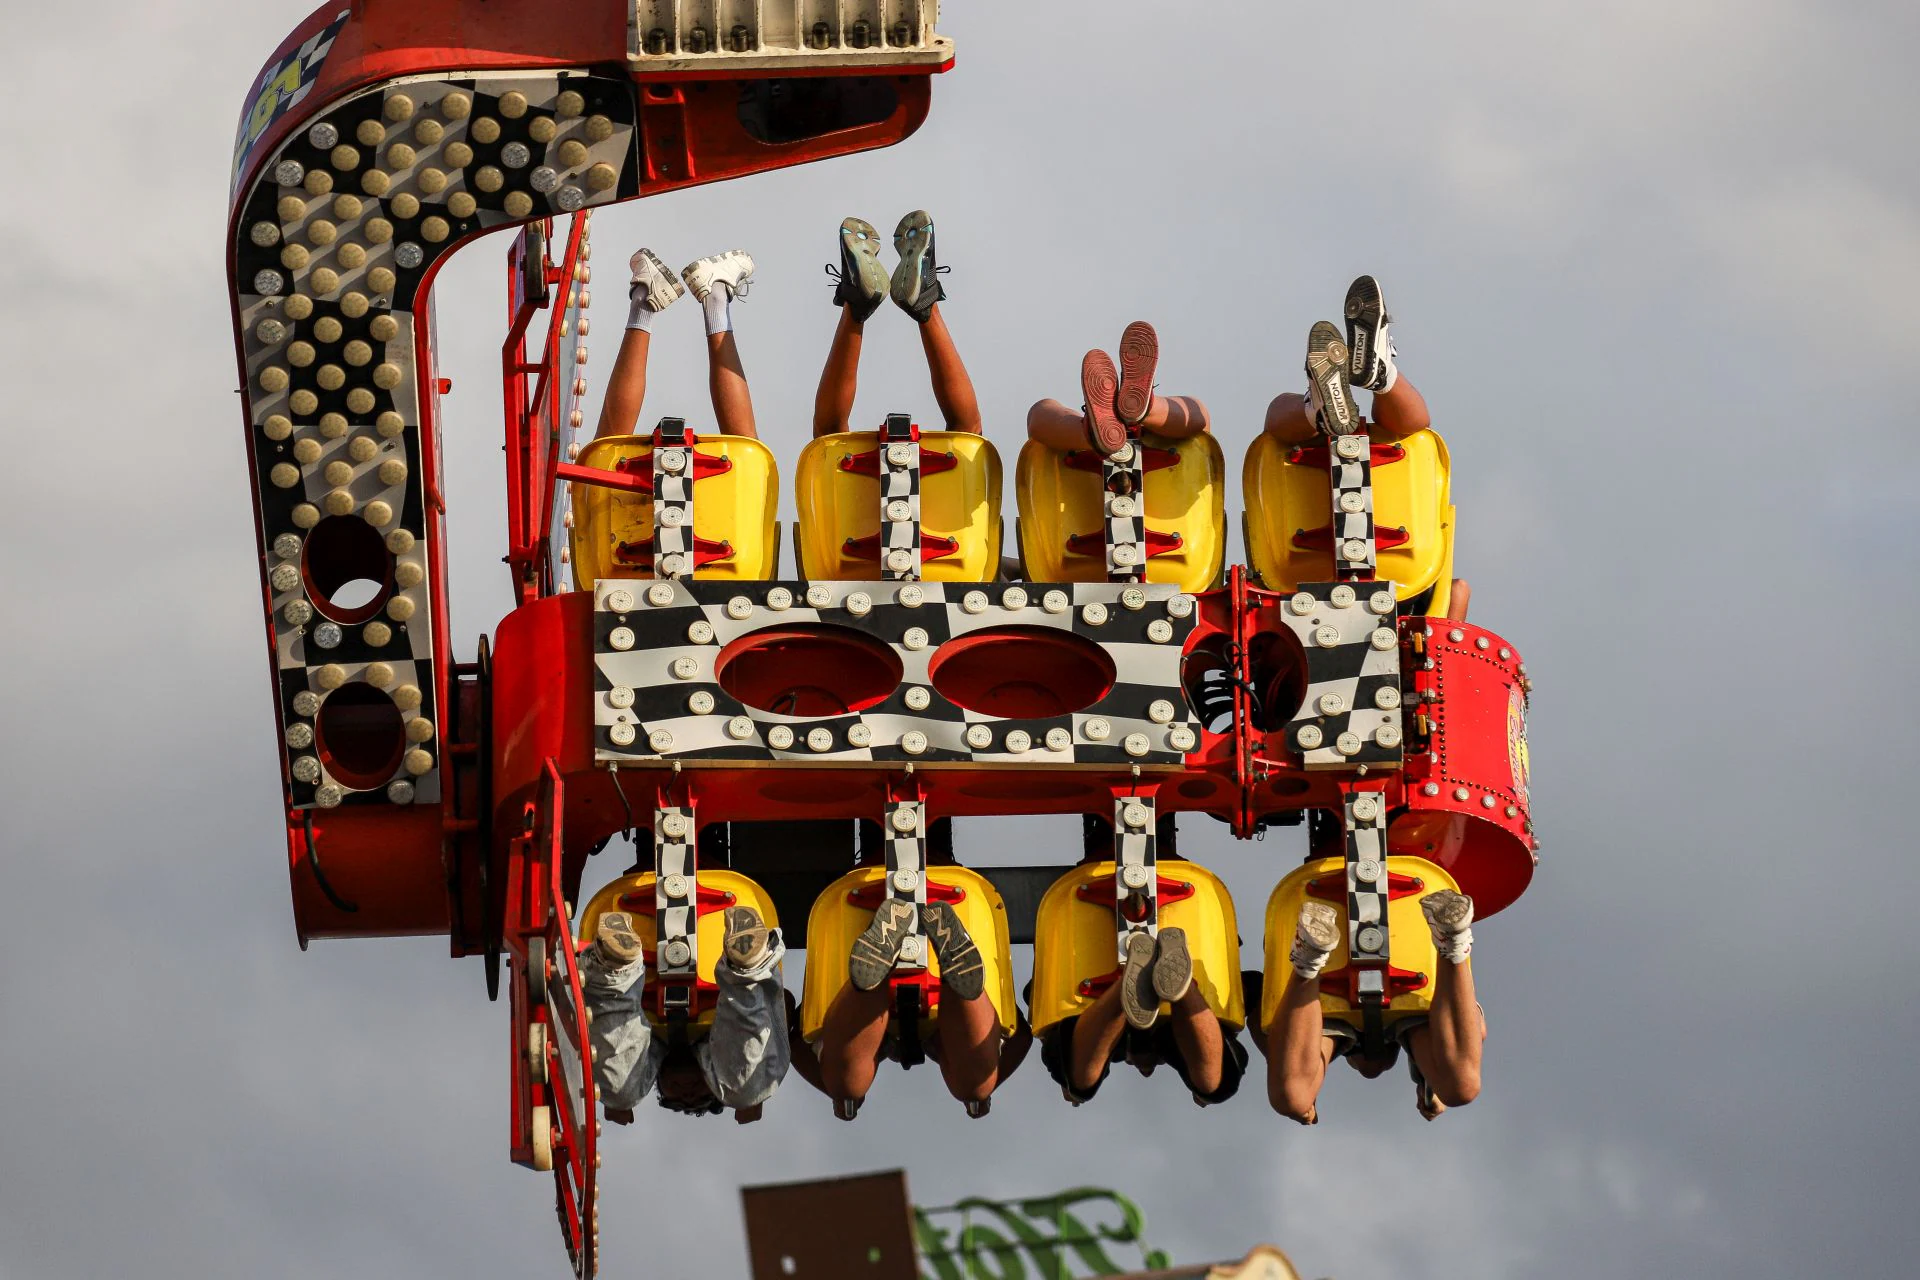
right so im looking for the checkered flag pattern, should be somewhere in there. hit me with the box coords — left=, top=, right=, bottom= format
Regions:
left=652, top=420, right=694, bottom=579
left=1279, top=581, right=1407, bottom=770
left=1341, top=791, right=1392, bottom=980
left=1113, top=794, right=1159, bottom=960
left=592, top=579, right=1200, bottom=767
left=1328, top=432, right=1377, bottom=579
left=883, top=798, right=929, bottom=967
left=878, top=416, right=923, bottom=582
left=1102, top=446, right=1147, bottom=581
left=653, top=805, right=697, bottom=987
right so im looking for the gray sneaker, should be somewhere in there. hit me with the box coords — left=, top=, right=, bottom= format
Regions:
left=1304, top=320, right=1359, bottom=436
left=722, top=906, right=771, bottom=972
left=921, top=900, right=985, bottom=1002
left=1120, top=928, right=1161, bottom=1030
left=889, top=210, right=947, bottom=323
left=1151, top=926, right=1194, bottom=1005
left=593, top=911, right=644, bottom=968
left=830, top=217, right=889, bottom=322
left=849, top=898, right=916, bottom=991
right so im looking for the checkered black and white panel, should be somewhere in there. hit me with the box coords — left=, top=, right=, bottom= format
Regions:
left=884, top=798, right=929, bottom=965
left=1341, top=791, right=1391, bottom=970
left=1113, top=795, right=1159, bottom=960
left=878, top=424, right=923, bottom=582
left=1102, top=445, right=1146, bottom=581
left=591, top=580, right=1201, bottom=766
left=1278, top=580, right=1406, bottom=771
left=653, top=805, right=697, bottom=982
left=235, top=71, right=638, bottom=810
left=652, top=421, right=694, bottom=579
left=1328, top=432, right=1376, bottom=579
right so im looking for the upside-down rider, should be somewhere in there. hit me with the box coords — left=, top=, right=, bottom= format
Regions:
left=1025, top=320, right=1211, bottom=459
left=600, top=245, right=760, bottom=440
left=578, top=906, right=791, bottom=1122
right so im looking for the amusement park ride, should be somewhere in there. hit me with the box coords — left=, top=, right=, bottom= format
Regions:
left=227, top=3, right=1536, bottom=1274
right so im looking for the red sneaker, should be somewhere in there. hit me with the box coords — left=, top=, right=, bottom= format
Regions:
left=1115, top=320, right=1158, bottom=426
left=1080, top=349, right=1127, bottom=455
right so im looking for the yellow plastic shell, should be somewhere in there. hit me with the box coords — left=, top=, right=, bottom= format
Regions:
left=1242, top=428, right=1455, bottom=611
left=1258, top=854, right=1464, bottom=1037
left=1028, top=858, right=1245, bottom=1036
left=568, top=433, right=780, bottom=589
left=799, top=865, right=1018, bottom=1042
left=1015, top=432, right=1227, bottom=593
left=576, top=869, right=781, bottom=1034
left=794, top=431, right=1003, bottom=582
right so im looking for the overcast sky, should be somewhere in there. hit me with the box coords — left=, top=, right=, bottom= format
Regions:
left=3, top=1, right=1917, bottom=1278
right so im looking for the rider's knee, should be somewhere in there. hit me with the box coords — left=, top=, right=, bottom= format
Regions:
left=1268, top=1076, right=1319, bottom=1124
left=1431, top=1066, right=1480, bottom=1109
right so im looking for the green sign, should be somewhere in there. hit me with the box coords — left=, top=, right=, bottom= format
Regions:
left=914, top=1187, right=1172, bottom=1279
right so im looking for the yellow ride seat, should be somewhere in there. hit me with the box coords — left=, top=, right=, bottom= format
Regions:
left=1028, top=858, right=1245, bottom=1037
left=799, top=865, right=1018, bottom=1043
left=794, top=431, right=1003, bottom=582
left=568, top=432, right=780, bottom=589
left=1258, top=854, right=1464, bottom=1039
left=1015, top=433, right=1227, bottom=593
left=576, top=869, right=781, bottom=1034
left=1241, top=427, right=1456, bottom=613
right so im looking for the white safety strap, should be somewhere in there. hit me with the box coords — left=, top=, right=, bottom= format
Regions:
left=1329, top=430, right=1376, bottom=580
left=1113, top=795, right=1158, bottom=961
left=879, top=415, right=922, bottom=581
left=654, top=805, right=697, bottom=1002
left=652, top=418, right=693, bottom=580
left=884, top=797, right=927, bottom=970
left=1102, top=444, right=1146, bottom=582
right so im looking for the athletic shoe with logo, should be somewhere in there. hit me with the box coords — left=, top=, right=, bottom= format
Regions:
left=1344, top=274, right=1396, bottom=392
left=682, top=248, right=755, bottom=302
left=827, top=217, right=890, bottom=322
left=1420, top=889, right=1475, bottom=963
left=889, top=210, right=948, bottom=323
left=722, top=906, right=772, bottom=972
left=849, top=898, right=917, bottom=991
left=921, top=900, right=986, bottom=1001
left=1080, top=349, right=1128, bottom=455
left=1151, top=926, right=1194, bottom=1005
left=1290, top=901, right=1341, bottom=980
left=592, top=911, right=644, bottom=969
left=1120, top=928, right=1162, bottom=1030
left=1115, top=320, right=1159, bottom=426
left=1304, top=320, right=1359, bottom=437
left=628, top=248, right=686, bottom=312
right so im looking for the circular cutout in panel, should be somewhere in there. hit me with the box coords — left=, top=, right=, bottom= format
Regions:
left=315, top=684, right=406, bottom=789
left=302, top=516, right=396, bottom=624
left=1245, top=625, right=1309, bottom=733
left=714, top=625, right=902, bottom=716
left=928, top=626, right=1116, bottom=719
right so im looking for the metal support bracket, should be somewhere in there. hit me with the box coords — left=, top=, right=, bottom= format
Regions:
left=653, top=797, right=697, bottom=1007
left=1341, top=789, right=1392, bottom=1015
left=878, top=414, right=923, bottom=581
left=883, top=789, right=928, bottom=971
left=1328, top=429, right=1377, bottom=580
left=1112, top=793, right=1158, bottom=961
left=651, top=417, right=695, bottom=579
left=1102, top=441, right=1146, bottom=582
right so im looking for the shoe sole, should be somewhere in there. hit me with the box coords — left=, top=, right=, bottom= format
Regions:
left=1344, top=275, right=1386, bottom=390
left=1297, top=902, right=1341, bottom=954
left=631, top=249, right=685, bottom=311
left=1151, top=927, right=1193, bottom=1005
left=849, top=899, right=915, bottom=991
left=839, top=218, right=890, bottom=320
left=722, top=906, right=770, bottom=969
left=1080, top=350, right=1128, bottom=455
left=891, top=210, right=933, bottom=312
left=1115, top=321, right=1158, bottom=425
left=921, top=902, right=986, bottom=1002
left=1421, top=890, right=1474, bottom=933
left=1305, top=320, right=1358, bottom=435
left=595, top=912, right=644, bottom=966
left=1119, top=929, right=1160, bottom=1030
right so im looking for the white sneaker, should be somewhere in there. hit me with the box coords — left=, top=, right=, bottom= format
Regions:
left=682, top=249, right=754, bottom=302
left=592, top=911, right=644, bottom=969
left=1421, top=889, right=1474, bottom=963
left=629, top=248, right=685, bottom=312
left=1290, top=901, right=1341, bottom=979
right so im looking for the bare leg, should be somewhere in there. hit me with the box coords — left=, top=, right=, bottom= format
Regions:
left=1165, top=983, right=1224, bottom=1096
left=813, top=308, right=864, bottom=437
left=930, top=989, right=1004, bottom=1103
left=1261, top=392, right=1316, bottom=446
left=1026, top=398, right=1093, bottom=453
left=706, top=330, right=758, bottom=439
left=1405, top=958, right=1484, bottom=1112
left=918, top=303, right=981, bottom=434
left=1370, top=375, right=1431, bottom=440
left=1066, top=984, right=1129, bottom=1093
left=814, top=982, right=892, bottom=1104
left=594, top=329, right=651, bottom=440
left=1138, top=395, right=1210, bottom=439
left=1446, top=579, right=1472, bottom=622
left=1265, top=974, right=1338, bottom=1123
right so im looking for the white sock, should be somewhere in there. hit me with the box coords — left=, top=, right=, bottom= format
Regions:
left=702, top=286, right=732, bottom=335
left=1290, top=933, right=1334, bottom=981
left=1375, top=352, right=1399, bottom=394
left=1433, top=925, right=1472, bottom=965
left=626, top=289, right=656, bottom=332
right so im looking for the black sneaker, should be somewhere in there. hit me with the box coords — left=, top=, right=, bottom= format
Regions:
left=1344, top=275, right=1394, bottom=391
left=828, top=217, right=889, bottom=322
left=921, top=901, right=986, bottom=1001
left=1304, top=320, right=1359, bottom=436
left=849, top=898, right=916, bottom=991
left=890, top=209, right=948, bottom=323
